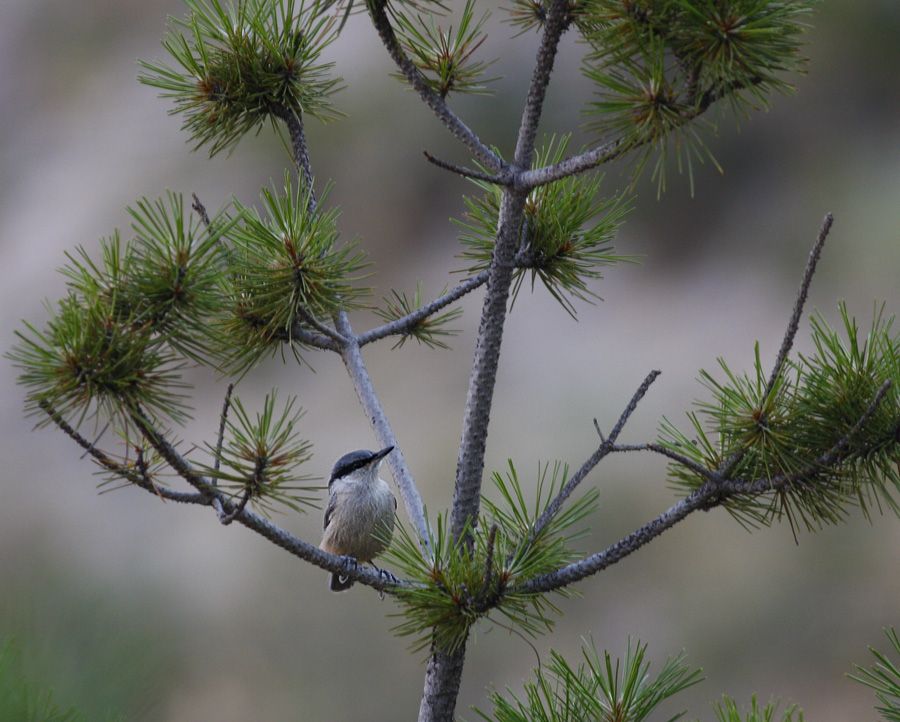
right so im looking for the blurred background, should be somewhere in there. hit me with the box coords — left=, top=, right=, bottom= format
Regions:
left=1, top=1, right=898, bottom=720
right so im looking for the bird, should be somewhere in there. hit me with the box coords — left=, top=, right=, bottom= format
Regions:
left=320, top=446, right=397, bottom=592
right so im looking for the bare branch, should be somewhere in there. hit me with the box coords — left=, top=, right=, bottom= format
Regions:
left=764, top=213, right=833, bottom=399
left=335, top=312, right=432, bottom=552
left=358, top=271, right=489, bottom=347
left=423, top=151, right=512, bottom=186
left=531, top=371, right=661, bottom=541
left=368, top=0, right=503, bottom=172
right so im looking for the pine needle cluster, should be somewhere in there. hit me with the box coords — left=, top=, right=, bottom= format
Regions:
left=456, top=136, right=631, bottom=317
left=850, top=627, right=900, bottom=722
left=392, top=0, right=495, bottom=98
left=201, top=391, right=319, bottom=514
left=215, top=174, right=368, bottom=371
left=8, top=192, right=231, bottom=430
left=660, top=304, right=900, bottom=534
left=575, top=0, right=816, bottom=192
left=712, top=696, right=804, bottom=722
left=475, top=639, right=702, bottom=722
left=383, top=461, right=597, bottom=653
left=139, top=0, right=343, bottom=156
left=373, top=283, right=463, bottom=349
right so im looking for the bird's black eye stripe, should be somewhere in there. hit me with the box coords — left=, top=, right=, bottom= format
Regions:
left=329, top=454, right=376, bottom=484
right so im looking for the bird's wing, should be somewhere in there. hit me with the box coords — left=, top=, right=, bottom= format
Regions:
left=324, top=492, right=338, bottom=531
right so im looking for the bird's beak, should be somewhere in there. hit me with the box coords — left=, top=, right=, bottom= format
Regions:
left=370, top=446, right=394, bottom=464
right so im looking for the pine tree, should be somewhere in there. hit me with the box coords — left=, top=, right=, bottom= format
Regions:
left=8, top=1, right=899, bottom=720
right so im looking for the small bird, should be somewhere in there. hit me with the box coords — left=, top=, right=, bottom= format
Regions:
left=320, top=446, right=397, bottom=592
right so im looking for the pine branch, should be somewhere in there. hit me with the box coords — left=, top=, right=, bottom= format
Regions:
left=719, top=213, right=833, bottom=478
left=358, top=270, right=489, bottom=347
left=517, top=77, right=767, bottom=190
left=517, top=381, right=893, bottom=595
left=367, top=0, right=503, bottom=172
left=450, top=0, right=572, bottom=547
left=40, top=401, right=207, bottom=506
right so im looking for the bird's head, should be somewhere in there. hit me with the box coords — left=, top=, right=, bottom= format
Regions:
left=328, top=446, right=394, bottom=487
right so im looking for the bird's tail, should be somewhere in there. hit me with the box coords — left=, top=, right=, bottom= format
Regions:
left=329, top=572, right=354, bottom=592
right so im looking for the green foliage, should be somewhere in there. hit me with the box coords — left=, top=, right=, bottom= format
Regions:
left=0, top=640, right=121, bottom=722
left=577, top=0, right=815, bottom=193
left=9, top=293, right=189, bottom=432
left=215, top=173, right=368, bottom=371
left=383, top=461, right=597, bottom=653
left=139, top=0, right=343, bottom=156
left=393, top=0, right=495, bottom=97
left=475, top=639, right=702, bottom=722
left=455, top=135, right=631, bottom=317
left=849, top=627, right=900, bottom=722
left=660, top=304, right=900, bottom=534
left=373, top=283, right=463, bottom=349
left=7, top=191, right=241, bottom=431
left=202, top=391, right=319, bottom=514
left=710, top=695, right=803, bottom=722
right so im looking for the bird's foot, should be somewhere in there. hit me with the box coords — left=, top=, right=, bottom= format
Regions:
left=370, top=563, right=399, bottom=599
left=338, top=555, right=359, bottom=579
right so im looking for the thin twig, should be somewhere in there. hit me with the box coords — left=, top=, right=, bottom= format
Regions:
left=610, top=443, right=718, bottom=481
left=530, top=371, right=661, bottom=541
left=764, top=213, right=833, bottom=399
left=480, top=523, right=498, bottom=601
left=358, top=271, right=490, bottom=347
left=219, top=487, right=253, bottom=525
left=210, top=384, right=235, bottom=520
left=368, top=0, right=503, bottom=172
left=423, top=151, right=511, bottom=185
left=720, top=213, right=834, bottom=479
left=191, top=193, right=211, bottom=228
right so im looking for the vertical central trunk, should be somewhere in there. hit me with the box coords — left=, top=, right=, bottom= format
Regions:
left=418, top=642, right=468, bottom=722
